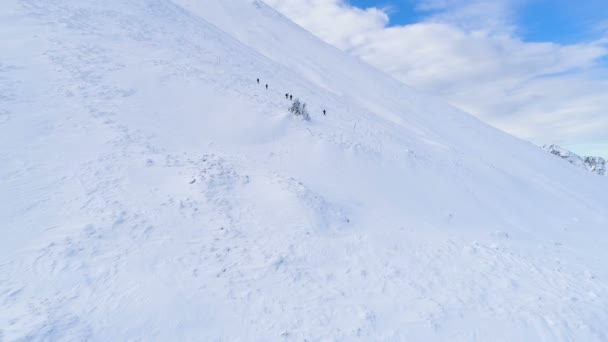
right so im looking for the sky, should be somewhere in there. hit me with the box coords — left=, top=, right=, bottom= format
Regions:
left=265, top=0, right=608, bottom=158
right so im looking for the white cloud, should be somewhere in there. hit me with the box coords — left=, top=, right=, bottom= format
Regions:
left=415, top=0, right=518, bottom=33
left=264, top=0, right=608, bottom=157
left=266, top=0, right=388, bottom=49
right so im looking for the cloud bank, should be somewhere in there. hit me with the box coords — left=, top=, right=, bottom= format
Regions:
left=265, top=0, right=608, bottom=157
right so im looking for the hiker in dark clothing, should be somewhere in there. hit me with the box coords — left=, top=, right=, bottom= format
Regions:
left=289, top=95, right=293, bottom=100
left=257, top=78, right=260, bottom=84
left=265, top=84, right=268, bottom=89
left=285, top=93, right=289, bottom=99
left=323, top=109, right=326, bottom=116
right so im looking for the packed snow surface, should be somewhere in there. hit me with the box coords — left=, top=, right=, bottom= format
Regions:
left=1, top=0, right=608, bottom=340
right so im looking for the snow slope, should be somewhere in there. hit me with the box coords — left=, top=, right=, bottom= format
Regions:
left=1, top=0, right=608, bottom=340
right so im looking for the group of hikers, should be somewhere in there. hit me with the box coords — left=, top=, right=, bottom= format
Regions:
left=257, top=78, right=326, bottom=116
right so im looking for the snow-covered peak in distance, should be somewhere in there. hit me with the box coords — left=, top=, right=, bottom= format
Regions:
left=1, top=0, right=607, bottom=340
left=544, top=144, right=607, bottom=176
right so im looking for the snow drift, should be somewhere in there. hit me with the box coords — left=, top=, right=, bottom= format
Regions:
left=1, top=0, right=607, bottom=340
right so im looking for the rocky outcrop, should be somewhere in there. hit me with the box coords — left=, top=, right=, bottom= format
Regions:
left=543, top=144, right=607, bottom=176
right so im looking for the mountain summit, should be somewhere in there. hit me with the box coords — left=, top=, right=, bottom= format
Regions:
left=1, top=0, right=607, bottom=340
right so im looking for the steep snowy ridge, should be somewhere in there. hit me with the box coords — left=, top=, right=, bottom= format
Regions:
left=544, top=144, right=608, bottom=176
left=1, top=0, right=608, bottom=340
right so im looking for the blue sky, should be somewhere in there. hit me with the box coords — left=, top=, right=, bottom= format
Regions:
left=350, top=0, right=608, bottom=43
left=348, top=0, right=424, bottom=25
left=519, top=0, right=607, bottom=44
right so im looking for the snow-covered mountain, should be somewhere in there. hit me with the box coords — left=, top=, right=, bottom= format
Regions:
left=1, top=0, right=608, bottom=340
left=544, top=144, right=607, bottom=176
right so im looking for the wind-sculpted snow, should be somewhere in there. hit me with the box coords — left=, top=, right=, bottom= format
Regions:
left=1, top=0, right=608, bottom=340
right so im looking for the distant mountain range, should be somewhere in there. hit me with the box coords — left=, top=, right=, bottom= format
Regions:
left=543, top=144, right=607, bottom=176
